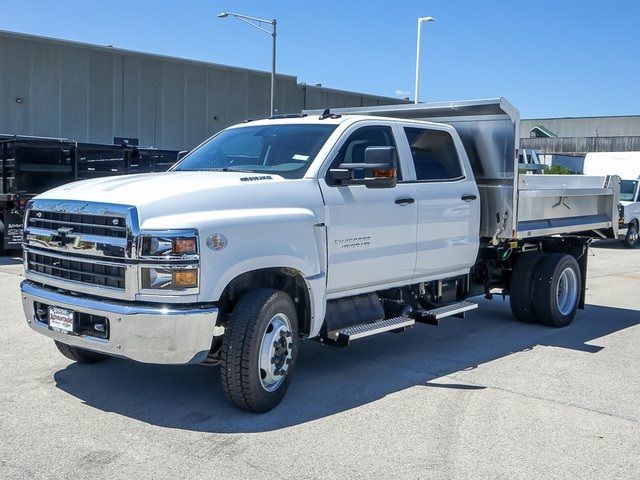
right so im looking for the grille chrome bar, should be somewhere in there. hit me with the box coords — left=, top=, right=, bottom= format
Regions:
left=28, top=216, right=127, bottom=233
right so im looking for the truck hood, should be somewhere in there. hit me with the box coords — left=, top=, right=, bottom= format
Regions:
left=35, top=171, right=323, bottom=225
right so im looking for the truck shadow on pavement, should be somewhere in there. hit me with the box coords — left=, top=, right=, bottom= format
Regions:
left=591, top=239, right=627, bottom=250
left=53, top=298, right=639, bottom=433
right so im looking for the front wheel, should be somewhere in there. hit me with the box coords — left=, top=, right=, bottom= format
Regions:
left=220, top=289, right=299, bottom=412
left=532, top=253, right=581, bottom=328
left=624, top=221, right=639, bottom=248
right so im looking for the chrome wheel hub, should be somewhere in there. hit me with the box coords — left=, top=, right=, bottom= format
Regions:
left=556, top=267, right=578, bottom=316
left=258, top=313, right=293, bottom=392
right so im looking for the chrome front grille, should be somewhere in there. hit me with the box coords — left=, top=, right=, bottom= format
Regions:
left=23, top=200, right=138, bottom=300
left=28, top=210, right=127, bottom=239
left=27, top=250, right=126, bottom=290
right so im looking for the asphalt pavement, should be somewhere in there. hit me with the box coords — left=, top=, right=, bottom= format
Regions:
left=1, top=240, right=638, bottom=479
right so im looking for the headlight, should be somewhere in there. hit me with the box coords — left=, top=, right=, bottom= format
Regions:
left=140, top=232, right=198, bottom=258
left=138, top=230, right=199, bottom=294
left=141, top=266, right=199, bottom=291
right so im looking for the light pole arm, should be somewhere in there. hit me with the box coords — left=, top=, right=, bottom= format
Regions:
left=233, top=15, right=274, bottom=35
left=219, top=11, right=277, bottom=116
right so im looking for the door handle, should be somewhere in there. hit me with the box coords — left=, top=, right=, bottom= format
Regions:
left=461, top=194, right=477, bottom=202
left=395, top=197, right=415, bottom=206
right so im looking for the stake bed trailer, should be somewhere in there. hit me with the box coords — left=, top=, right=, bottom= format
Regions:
left=20, top=98, right=619, bottom=412
left=0, top=135, right=182, bottom=251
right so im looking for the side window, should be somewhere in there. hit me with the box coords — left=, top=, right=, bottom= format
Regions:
left=403, top=127, right=464, bottom=181
left=331, top=125, right=401, bottom=180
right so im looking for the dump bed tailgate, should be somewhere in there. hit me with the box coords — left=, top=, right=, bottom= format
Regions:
left=515, top=173, right=619, bottom=238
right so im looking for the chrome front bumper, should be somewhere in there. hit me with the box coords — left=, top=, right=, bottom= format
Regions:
left=21, top=281, right=219, bottom=364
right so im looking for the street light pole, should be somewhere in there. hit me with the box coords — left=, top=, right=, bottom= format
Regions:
left=218, top=12, right=278, bottom=116
left=414, top=16, right=434, bottom=104
left=271, top=19, right=277, bottom=117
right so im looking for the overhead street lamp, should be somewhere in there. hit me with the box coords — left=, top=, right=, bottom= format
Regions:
left=218, top=11, right=278, bottom=116
left=414, top=16, right=435, bottom=104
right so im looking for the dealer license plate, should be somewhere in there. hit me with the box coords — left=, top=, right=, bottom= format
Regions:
left=48, top=307, right=75, bottom=333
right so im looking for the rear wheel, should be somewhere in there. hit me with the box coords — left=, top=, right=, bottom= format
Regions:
left=220, top=288, right=299, bottom=413
left=624, top=221, right=639, bottom=248
left=509, top=251, right=544, bottom=323
left=54, top=341, right=109, bottom=363
left=532, top=253, right=581, bottom=327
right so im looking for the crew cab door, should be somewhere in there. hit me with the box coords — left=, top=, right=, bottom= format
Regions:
left=319, top=122, right=417, bottom=294
left=396, top=123, right=480, bottom=279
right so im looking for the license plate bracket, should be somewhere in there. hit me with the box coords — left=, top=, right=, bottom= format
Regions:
left=48, top=306, right=75, bottom=333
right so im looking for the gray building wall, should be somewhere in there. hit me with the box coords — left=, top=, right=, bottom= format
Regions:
left=521, top=116, right=640, bottom=139
left=0, top=30, right=405, bottom=150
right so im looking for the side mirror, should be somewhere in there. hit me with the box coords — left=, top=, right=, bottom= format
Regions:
left=329, top=146, right=398, bottom=188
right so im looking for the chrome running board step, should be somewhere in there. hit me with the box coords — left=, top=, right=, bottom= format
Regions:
left=411, top=301, right=478, bottom=326
left=328, top=316, right=415, bottom=347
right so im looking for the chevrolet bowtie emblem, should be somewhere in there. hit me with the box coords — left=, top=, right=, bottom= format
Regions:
left=51, top=227, right=75, bottom=247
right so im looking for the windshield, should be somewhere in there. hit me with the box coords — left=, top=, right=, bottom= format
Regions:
left=173, top=124, right=337, bottom=179
left=620, top=179, right=638, bottom=202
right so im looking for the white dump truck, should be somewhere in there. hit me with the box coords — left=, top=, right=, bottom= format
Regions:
left=583, top=152, right=640, bottom=248
left=21, top=98, right=619, bottom=412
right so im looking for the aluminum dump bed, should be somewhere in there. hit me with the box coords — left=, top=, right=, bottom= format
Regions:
left=307, top=98, right=619, bottom=240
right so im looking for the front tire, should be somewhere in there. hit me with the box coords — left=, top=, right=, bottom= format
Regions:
left=624, top=221, right=639, bottom=248
left=54, top=341, right=109, bottom=363
left=532, top=253, right=581, bottom=328
left=220, top=289, right=299, bottom=413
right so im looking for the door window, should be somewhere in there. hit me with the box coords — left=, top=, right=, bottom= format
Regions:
left=329, top=125, right=401, bottom=182
left=403, top=127, right=464, bottom=181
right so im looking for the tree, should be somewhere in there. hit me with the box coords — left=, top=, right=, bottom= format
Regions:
left=545, top=165, right=572, bottom=175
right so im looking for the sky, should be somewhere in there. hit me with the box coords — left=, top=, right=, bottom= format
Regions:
left=2, top=0, right=639, bottom=118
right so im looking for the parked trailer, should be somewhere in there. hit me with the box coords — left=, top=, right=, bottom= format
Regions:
left=0, top=136, right=183, bottom=251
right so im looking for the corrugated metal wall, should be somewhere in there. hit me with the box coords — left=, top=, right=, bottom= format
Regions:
left=0, top=30, right=405, bottom=150
left=521, top=117, right=640, bottom=138
left=521, top=136, right=640, bottom=154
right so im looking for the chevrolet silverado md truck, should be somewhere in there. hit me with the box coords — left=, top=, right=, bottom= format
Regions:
left=21, top=99, right=619, bottom=412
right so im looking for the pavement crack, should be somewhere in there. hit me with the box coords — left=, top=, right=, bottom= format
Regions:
left=445, top=373, right=640, bottom=424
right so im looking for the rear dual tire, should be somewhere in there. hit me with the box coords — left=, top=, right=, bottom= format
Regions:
left=510, top=252, right=581, bottom=327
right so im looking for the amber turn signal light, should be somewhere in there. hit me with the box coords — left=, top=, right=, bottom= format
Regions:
left=172, top=269, right=198, bottom=288
left=373, top=168, right=396, bottom=178
left=173, top=238, right=197, bottom=254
